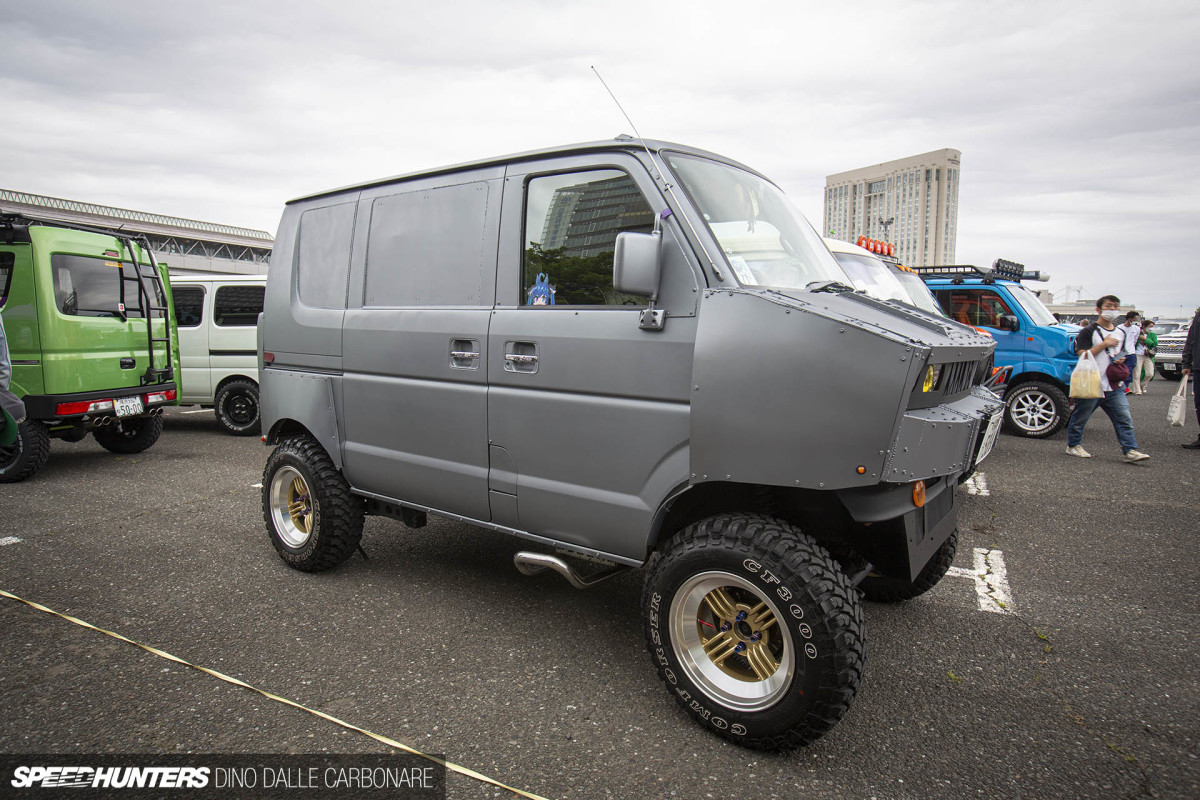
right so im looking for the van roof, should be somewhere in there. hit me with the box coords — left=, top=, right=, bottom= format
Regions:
left=288, top=137, right=764, bottom=204
left=168, top=271, right=266, bottom=282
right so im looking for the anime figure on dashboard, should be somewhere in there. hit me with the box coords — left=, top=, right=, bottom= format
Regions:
left=526, top=273, right=556, bottom=305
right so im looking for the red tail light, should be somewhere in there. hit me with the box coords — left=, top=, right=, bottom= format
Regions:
left=56, top=399, right=114, bottom=415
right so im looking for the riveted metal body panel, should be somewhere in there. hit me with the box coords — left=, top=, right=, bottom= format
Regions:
left=689, top=289, right=916, bottom=490
left=260, top=368, right=342, bottom=467
left=884, top=388, right=1003, bottom=482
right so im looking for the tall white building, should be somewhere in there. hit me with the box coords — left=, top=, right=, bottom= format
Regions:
left=824, top=149, right=961, bottom=267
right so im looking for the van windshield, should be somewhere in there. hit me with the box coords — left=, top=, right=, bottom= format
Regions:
left=666, top=154, right=848, bottom=291
left=888, top=266, right=947, bottom=317
left=830, top=252, right=909, bottom=304
left=1008, top=283, right=1058, bottom=326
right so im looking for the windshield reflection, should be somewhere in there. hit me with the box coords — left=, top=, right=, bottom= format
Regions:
left=666, top=154, right=848, bottom=291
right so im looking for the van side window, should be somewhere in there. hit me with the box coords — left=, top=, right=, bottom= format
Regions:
left=0, top=252, right=12, bottom=307
left=172, top=286, right=205, bottom=327
left=365, top=181, right=491, bottom=307
left=298, top=202, right=356, bottom=309
left=523, top=170, right=655, bottom=306
left=214, top=285, right=265, bottom=327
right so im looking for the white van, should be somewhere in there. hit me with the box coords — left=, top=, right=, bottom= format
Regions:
left=169, top=273, right=265, bottom=435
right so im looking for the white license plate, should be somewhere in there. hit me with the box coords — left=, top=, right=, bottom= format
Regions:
left=976, top=411, right=1002, bottom=465
left=1164, top=363, right=1177, bottom=371
left=114, top=396, right=144, bottom=417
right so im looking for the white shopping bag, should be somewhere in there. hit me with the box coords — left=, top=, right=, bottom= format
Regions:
left=1168, top=375, right=1189, bottom=427
left=1069, top=351, right=1102, bottom=399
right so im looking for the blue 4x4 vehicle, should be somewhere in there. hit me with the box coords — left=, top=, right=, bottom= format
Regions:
left=916, top=261, right=1079, bottom=438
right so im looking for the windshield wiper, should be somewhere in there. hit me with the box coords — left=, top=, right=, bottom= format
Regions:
left=806, top=280, right=856, bottom=294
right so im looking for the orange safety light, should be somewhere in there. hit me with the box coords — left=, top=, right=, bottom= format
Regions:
left=912, top=480, right=927, bottom=508
left=857, top=466, right=866, bottom=474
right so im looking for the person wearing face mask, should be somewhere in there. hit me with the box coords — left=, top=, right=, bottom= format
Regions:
left=1065, top=295, right=1150, bottom=462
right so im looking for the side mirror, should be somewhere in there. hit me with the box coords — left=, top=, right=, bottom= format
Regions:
left=613, top=231, right=662, bottom=300
left=997, top=314, right=1020, bottom=332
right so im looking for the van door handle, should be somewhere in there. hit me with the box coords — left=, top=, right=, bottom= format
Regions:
left=450, top=338, right=481, bottom=370
left=503, top=341, right=539, bottom=374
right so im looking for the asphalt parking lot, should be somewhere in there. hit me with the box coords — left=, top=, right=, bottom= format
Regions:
left=2, top=379, right=1197, bottom=799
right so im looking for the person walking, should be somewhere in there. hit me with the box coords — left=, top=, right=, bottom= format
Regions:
left=1, top=308, right=28, bottom=447
left=1065, top=295, right=1150, bottom=462
left=1136, top=319, right=1157, bottom=393
left=1181, top=308, right=1200, bottom=450
left=1116, top=311, right=1142, bottom=395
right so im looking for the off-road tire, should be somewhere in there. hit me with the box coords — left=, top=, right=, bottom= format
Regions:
left=1003, top=380, right=1069, bottom=438
left=859, top=530, right=958, bottom=602
left=642, top=513, right=865, bottom=750
left=0, top=419, right=51, bottom=483
left=262, top=435, right=364, bottom=572
left=92, top=415, right=164, bottom=454
left=214, top=379, right=260, bottom=436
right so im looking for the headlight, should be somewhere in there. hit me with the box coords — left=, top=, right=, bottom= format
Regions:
left=920, top=364, right=942, bottom=392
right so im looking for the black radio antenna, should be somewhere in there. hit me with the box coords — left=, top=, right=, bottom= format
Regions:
left=590, top=66, right=722, bottom=279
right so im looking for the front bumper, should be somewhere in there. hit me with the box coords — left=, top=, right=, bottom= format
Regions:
left=883, top=387, right=1004, bottom=483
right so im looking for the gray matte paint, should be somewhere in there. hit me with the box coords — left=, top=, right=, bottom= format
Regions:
left=260, top=139, right=996, bottom=565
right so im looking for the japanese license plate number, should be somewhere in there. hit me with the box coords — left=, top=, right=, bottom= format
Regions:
left=114, top=395, right=144, bottom=417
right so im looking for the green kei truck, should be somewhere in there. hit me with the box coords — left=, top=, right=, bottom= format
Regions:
left=0, top=214, right=180, bottom=482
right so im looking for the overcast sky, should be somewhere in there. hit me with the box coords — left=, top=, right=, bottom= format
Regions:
left=3, top=0, right=1197, bottom=318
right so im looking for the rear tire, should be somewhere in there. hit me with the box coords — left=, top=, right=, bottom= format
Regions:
left=643, top=513, right=865, bottom=750
left=859, top=530, right=958, bottom=602
left=1003, top=381, right=1069, bottom=438
left=263, top=435, right=364, bottom=572
left=92, top=415, right=164, bottom=454
left=0, top=419, right=51, bottom=483
left=214, top=379, right=260, bottom=436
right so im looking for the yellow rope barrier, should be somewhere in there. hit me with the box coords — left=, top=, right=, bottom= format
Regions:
left=0, top=588, right=550, bottom=800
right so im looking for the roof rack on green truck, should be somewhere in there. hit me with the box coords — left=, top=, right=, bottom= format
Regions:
left=0, top=213, right=180, bottom=482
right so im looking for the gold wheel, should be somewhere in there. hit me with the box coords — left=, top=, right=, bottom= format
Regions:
left=670, top=571, right=794, bottom=712
left=270, top=465, right=315, bottom=548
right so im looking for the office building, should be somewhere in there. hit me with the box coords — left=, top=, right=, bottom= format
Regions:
left=824, top=149, right=961, bottom=266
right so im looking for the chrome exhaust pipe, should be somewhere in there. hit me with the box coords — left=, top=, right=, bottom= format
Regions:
left=513, top=552, right=627, bottom=590
left=92, top=416, right=111, bottom=427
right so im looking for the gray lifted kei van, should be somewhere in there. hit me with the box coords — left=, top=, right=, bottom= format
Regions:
left=259, top=138, right=1001, bottom=749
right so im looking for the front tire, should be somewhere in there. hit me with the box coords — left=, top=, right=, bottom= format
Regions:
left=643, top=514, right=865, bottom=750
left=93, top=415, right=164, bottom=454
left=214, top=379, right=260, bottom=436
left=859, top=530, right=958, bottom=602
left=1003, top=381, right=1069, bottom=438
left=0, top=419, right=51, bottom=483
left=262, top=435, right=364, bottom=572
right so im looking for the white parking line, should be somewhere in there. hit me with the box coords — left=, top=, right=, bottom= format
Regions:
left=947, top=548, right=1014, bottom=614
left=963, top=472, right=989, bottom=496
left=180, top=409, right=212, bottom=415
left=0, top=537, right=21, bottom=547
left=251, top=483, right=262, bottom=489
